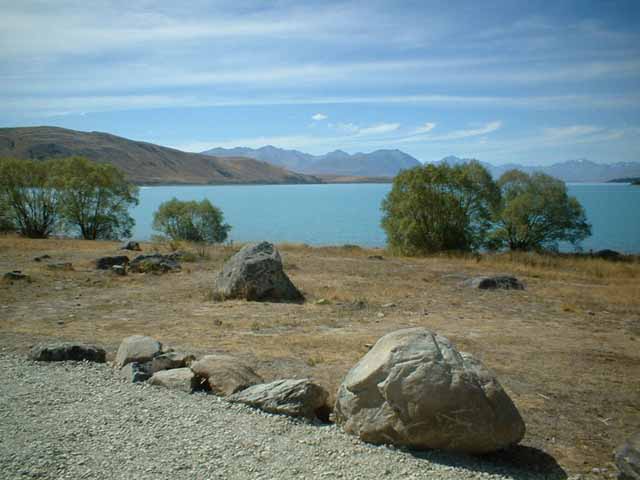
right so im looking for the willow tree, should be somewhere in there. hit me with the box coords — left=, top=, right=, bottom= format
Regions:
left=490, top=170, right=591, bottom=251
left=381, top=161, right=500, bottom=255
left=153, top=198, right=231, bottom=244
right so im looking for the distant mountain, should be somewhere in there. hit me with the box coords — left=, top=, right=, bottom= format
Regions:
left=438, top=156, right=640, bottom=183
left=0, top=127, right=319, bottom=185
left=202, top=146, right=421, bottom=177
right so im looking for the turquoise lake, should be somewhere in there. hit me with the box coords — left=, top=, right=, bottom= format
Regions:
left=131, top=183, right=640, bottom=253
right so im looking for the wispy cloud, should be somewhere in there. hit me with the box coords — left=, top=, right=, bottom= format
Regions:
left=410, top=122, right=436, bottom=134
left=311, top=113, right=328, bottom=121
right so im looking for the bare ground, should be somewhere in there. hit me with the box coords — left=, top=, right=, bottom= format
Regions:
left=1, top=236, right=638, bottom=477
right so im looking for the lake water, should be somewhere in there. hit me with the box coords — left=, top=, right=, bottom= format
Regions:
left=131, top=183, right=640, bottom=253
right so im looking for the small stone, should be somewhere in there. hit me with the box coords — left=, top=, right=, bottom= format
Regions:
left=95, top=256, right=129, bottom=270
left=3, top=271, right=30, bottom=282
left=47, top=262, right=73, bottom=271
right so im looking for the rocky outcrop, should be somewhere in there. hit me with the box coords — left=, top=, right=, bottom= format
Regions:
left=334, top=327, right=525, bottom=454
left=190, top=354, right=262, bottom=396
left=114, top=335, right=162, bottom=368
left=228, top=379, right=329, bottom=420
left=129, top=253, right=181, bottom=274
left=465, top=275, right=525, bottom=290
left=149, top=368, right=197, bottom=393
left=95, top=256, right=129, bottom=270
left=29, top=343, right=106, bottom=363
left=213, top=242, right=303, bottom=302
left=616, top=433, right=640, bottom=480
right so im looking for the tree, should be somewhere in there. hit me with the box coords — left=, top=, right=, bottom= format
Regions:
left=0, top=158, right=62, bottom=238
left=153, top=198, right=231, bottom=244
left=381, top=161, right=500, bottom=255
left=0, top=191, right=15, bottom=233
left=54, top=157, right=139, bottom=240
left=490, top=170, right=591, bottom=251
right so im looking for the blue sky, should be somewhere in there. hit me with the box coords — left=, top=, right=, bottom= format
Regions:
left=1, top=0, right=639, bottom=165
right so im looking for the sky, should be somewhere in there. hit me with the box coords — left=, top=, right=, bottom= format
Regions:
left=1, top=0, right=640, bottom=165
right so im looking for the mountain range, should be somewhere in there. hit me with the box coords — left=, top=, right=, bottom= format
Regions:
left=0, top=127, right=319, bottom=185
left=202, top=146, right=421, bottom=177
left=204, top=146, right=640, bottom=183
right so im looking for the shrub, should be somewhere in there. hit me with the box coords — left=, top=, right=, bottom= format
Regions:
left=152, top=198, right=231, bottom=244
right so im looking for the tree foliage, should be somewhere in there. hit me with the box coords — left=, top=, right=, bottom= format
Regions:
left=54, top=157, right=139, bottom=240
left=381, top=161, right=500, bottom=255
left=0, top=158, right=62, bottom=238
left=489, top=170, right=591, bottom=251
left=152, top=198, right=231, bottom=244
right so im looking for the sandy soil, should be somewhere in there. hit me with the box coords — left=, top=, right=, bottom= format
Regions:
left=1, top=236, right=638, bottom=477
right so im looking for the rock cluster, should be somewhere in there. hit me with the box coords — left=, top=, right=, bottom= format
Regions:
left=95, top=255, right=129, bottom=270
left=213, top=242, right=303, bottom=302
left=129, top=253, right=182, bottom=274
left=29, top=343, right=106, bottom=363
left=465, top=275, right=525, bottom=290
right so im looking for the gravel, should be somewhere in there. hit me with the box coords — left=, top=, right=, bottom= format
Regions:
left=0, top=353, right=567, bottom=480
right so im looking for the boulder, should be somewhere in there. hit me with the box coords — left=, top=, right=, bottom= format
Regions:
left=465, top=275, right=525, bottom=290
left=616, top=433, right=640, bottom=480
left=33, top=254, right=51, bottom=262
left=95, top=256, right=129, bottom=270
left=334, top=327, right=525, bottom=454
left=129, top=253, right=181, bottom=274
left=228, top=379, right=329, bottom=420
left=149, top=368, right=197, bottom=393
left=148, top=351, right=196, bottom=374
left=121, top=240, right=142, bottom=251
left=190, top=354, right=262, bottom=396
left=119, top=362, right=152, bottom=383
left=29, top=343, right=106, bottom=363
left=111, top=265, right=127, bottom=276
left=114, top=335, right=162, bottom=368
left=213, top=242, right=303, bottom=302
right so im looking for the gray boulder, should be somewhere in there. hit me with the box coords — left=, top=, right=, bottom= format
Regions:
left=114, top=335, right=162, bottom=368
left=190, top=354, right=262, bottom=396
left=213, top=242, right=303, bottom=302
left=3, top=271, right=30, bottom=282
left=29, top=343, right=106, bottom=363
left=95, top=256, right=129, bottom=270
left=228, top=379, right=329, bottom=420
left=465, top=275, right=525, bottom=290
left=121, top=241, right=142, bottom=251
left=616, top=433, right=640, bottom=480
left=149, top=368, right=197, bottom=393
left=148, top=351, right=196, bottom=374
left=119, top=362, right=152, bottom=383
left=129, top=253, right=181, bottom=274
left=334, top=327, right=525, bottom=454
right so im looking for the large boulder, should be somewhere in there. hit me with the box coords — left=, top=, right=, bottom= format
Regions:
left=227, top=379, right=329, bottom=420
left=149, top=368, right=197, bottom=393
left=616, top=433, right=640, bottom=480
left=213, top=242, right=303, bottom=302
left=29, top=343, right=106, bottom=363
left=114, top=335, right=162, bottom=368
left=190, top=354, right=262, bottom=396
left=334, top=327, right=525, bottom=454
left=465, top=275, right=525, bottom=290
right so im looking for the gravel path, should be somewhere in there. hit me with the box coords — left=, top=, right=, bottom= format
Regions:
left=0, top=354, right=567, bottom=480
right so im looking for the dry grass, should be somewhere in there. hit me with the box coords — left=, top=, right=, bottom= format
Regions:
left=0, top=234, right=638, bottom=477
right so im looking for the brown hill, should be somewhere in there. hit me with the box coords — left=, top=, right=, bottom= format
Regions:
left=0, top=126, right=320, bottom=185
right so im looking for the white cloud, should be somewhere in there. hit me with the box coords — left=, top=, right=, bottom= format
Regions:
left=410, top=122, right=436, bottom=134
left=311, top=113, right=328, bottom=121
left=397, top=121, right=502, bottom=143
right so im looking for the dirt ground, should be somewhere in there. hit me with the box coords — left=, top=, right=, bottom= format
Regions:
left=1, top=236, right=638, bottom=477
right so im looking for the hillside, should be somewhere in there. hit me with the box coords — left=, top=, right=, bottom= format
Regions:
left=0, top=127, right=319, bottom=185
left=202, top=146, right=421, bottom=177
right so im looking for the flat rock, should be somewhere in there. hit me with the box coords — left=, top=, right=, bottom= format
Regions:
left=228, top=379, right=329, bottom=420
left=190, top=354, right=262, bottom=396
left=212, top=241, right=303, bottom=302
left=334, top=327, right=526, bottom=454
left=120, top=241, right=142, bottom=251
left=3, top=271, right=30, bottom=282
left=29, top=343, right=106, bottom=363
left=149, top=368, right=197, bottom=393
left=95, top=256, right=129, bottom=270
left=148, top=351, right=196, bottom=374
left=616, top=432, right=640, bottom=480
left=129, top=253, right=181, bottom=274
left=119, top=362, right=152, bottom=383
left=114, top=335, right=162, bottom=368
left=465, top=275, right=525, bottom=290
